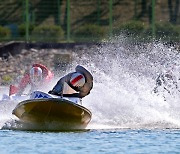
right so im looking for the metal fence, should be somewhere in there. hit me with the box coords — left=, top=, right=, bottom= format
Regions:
left=0, top=0, right=179, bottom=42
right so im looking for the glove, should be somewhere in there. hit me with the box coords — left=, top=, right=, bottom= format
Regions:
left=48, top=90, right=62, bottom=96
left=48, top=90, right=55, bottom=95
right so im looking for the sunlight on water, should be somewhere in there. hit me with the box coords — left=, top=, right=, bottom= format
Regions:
left=0, top=36, right=180, bottom=130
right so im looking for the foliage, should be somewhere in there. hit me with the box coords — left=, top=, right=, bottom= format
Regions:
left=18, top=23, right=35, bottom=37
left=31, top=25, right=64, bottom=42
left=114, top=20, right=180, bottom=42
left=1, top=75, right=13, bottom=85
left=73, top=24, right=107, bottom=42
left=154, top=22, right=180, bottom=41
left=0, top=26, right=11, bottom=39
left=113, top=20, right=147, bottom=37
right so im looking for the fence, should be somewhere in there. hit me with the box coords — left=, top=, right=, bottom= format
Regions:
left=0, top=0, right=179, bottom=42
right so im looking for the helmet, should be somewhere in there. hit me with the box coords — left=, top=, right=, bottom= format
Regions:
left=30, top=66, right=43, bottom=85
left=70, top=72, right=85, bottom=87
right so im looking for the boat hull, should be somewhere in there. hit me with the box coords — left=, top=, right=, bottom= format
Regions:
left=12, top=98, right=92, bottom=130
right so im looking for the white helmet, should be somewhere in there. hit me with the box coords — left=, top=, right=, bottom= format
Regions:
left=30, top=66, right=43, bottom=85
left=70, top=72, right=85, bottom=87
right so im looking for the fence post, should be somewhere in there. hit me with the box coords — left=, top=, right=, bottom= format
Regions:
left=134, top=0, right=138, bottom=19
left=67, top=0, right=70, bottom=42
left=57, top=0, right=61, bottom=25
left=152, top=0, right=155, bottom=38
left=97, top=0, right=101, bottom=25
left=109, top=0, right=112, bottom=36
left=25, top=0, right=29, bottom=42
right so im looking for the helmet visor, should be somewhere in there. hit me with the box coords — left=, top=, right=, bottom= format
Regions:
left=30, top=74, right=42, bottom=85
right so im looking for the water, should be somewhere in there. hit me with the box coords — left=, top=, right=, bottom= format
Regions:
left=0, top=38, right=180, bottom=153
left=1, top=129, right=180, bottom=153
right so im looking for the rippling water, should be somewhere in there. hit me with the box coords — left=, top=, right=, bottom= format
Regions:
left=1, top=129, right=180, bottom=153
left=0, top=38, right=180, bottom=153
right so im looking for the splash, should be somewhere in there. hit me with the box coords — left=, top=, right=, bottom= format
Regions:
left=72, top=37, right=180, bottom=129
left=0, top=36, right=180, bottom=130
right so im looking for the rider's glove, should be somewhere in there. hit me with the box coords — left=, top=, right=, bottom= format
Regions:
left=48, top=90, right=62, bottom=96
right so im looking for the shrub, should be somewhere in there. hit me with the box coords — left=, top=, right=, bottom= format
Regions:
left=145, top=22, right=180, bottom=41
left=113, top=20, right=147, bottom=37
left=0, top=26, right=11, bottom=39
left=73, top=24, right=106, bottom=42
left=18, top=23, right=35, bottom=37
left=155, top=22, right=180, bottom=41
left=1, top=75, right=13, bottom=85
left=31, top=25, right=64, bottom=42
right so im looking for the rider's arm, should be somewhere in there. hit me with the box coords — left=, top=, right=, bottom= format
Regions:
left=17, top=73, right=30, bottom=95
left=78, top=82, right=93, bottom=98
left=49, top=73, right=72, bottom=95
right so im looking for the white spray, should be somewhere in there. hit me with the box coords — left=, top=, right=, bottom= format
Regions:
left=0, top=37, right=180, bottom=130
left=72, top=37, right=180, bottom=129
